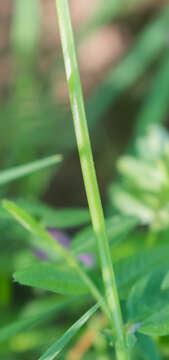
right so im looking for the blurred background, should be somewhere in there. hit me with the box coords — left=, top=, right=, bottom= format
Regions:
left=1, top=0, right=169, bottom=206
left=1, top=0, right=169, bottom=359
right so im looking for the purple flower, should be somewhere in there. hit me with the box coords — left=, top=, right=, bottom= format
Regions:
left=48, top=228, right=70, bottom=248
left=34, top=228, right=94, bottom=268
left=34, top=248, right=48, bottom=261
left=78, top=253, right=94, bottom=267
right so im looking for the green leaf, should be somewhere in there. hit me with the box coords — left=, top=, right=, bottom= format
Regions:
left=135, top=49, right=169, bottom=136
left=2, top=201, right=106, bottom=314
left=0, top=155, right=62, bottom=186
left=0, top=296, right=75, bottom=343
left=110, top=184, right=154, bottom=224
left=71, top=215, right=138, bottom=254
left=14, top=263, right=88, bottom=295
left=127, top=266, right=169, bottom=321
left=0, top=199, right=90, bottom=229
left=134, top=125, right=169, bottom=162
left=2, top=200, right=71, bottom=262
left=117, top=156, right=164, bottom=192
left=16, top=199, right=90, bottom=228
left=115, top=244, right=169, bottom=298
left=12, top=0, right=40, bottom=55
left=139, top=305, right=169, bottom=336
left=38, top=303, right=99, bottom=360
left=136, top=333, right=160, bottom=360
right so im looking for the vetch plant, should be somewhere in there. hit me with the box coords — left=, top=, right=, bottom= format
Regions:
left=2, top=2, right=169, bottom=360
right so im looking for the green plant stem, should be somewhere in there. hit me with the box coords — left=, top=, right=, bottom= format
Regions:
left=54, top=1, right=129, bottom=358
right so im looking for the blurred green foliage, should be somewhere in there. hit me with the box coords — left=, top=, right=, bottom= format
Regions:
left=1, top=0, right=169, bottom=359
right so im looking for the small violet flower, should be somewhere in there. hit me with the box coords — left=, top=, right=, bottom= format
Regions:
left=34, top=228, right=94, bottom=268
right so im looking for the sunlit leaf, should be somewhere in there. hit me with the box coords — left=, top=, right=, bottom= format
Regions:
left=110, top=185, right=154, bottom=224
left=135, top=125, right=169, bottom=161
left=117, top=156, right=165, bottom=192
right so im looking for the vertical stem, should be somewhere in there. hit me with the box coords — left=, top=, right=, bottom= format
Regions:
left=54, top=1, right=129, bottom=358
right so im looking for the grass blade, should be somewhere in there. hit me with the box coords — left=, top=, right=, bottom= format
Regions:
left=134, top=49, right=169, bottom=136
left=12, top=0, right=40, bottom=55
left=0, top=155, right=62, bottom=186
left=87, top=5, right=169, bottom=126
left=38, top=303, right=99, bottom=360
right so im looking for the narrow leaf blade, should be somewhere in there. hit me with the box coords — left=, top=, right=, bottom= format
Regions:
left=0, top=155, right=62, bottom=186
left=39, top=303, right=99, bottom=360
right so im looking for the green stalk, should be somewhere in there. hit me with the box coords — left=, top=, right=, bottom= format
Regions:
left=54, top=1, right=129, bottom=359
